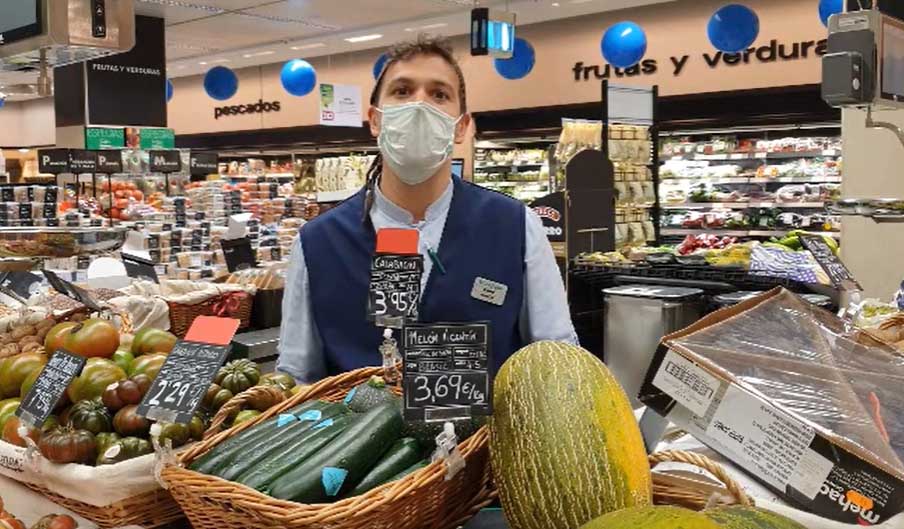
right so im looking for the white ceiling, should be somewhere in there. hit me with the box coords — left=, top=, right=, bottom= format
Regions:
left=143, top=0, right=674, bottom=78
left=0, top=0, right=673, bottom=101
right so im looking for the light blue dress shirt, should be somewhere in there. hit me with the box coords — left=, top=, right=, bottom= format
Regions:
left=277, top=179, right=578, bottom=383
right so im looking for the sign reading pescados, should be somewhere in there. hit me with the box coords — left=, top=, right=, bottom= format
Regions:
left=215, top=99, right=281, bottom=119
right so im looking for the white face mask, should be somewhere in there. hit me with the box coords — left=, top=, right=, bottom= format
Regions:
left=377, top=102, right=461, bottom=186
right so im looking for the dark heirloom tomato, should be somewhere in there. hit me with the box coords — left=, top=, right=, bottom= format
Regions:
left=68, top=397, right=112, bottom=434
left=113, top=405, right=151, bottom=437
left=38, top=427, right=96, bottom=464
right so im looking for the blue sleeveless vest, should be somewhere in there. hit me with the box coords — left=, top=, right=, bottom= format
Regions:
left=301, top=177, right=526, bottom=377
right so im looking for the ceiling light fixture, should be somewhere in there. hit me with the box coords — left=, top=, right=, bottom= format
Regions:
left=344, top=34, right=383, bottom=43
left=406, top=22, right=449, bottom=32
left=243, top=50, right=275, bottom=58
left=18, top=149, right=29, bottom=154
left=291, top=42, right=326, bottom=50
left=552, top=2, right=560, bottom=5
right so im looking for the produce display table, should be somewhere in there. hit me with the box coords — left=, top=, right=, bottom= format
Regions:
left=0, top=476, right=101, bottom=528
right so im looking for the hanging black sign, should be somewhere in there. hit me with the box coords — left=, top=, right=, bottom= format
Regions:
left=530, top=192, right=566, bottom=243
left=402, top=322, right=492, bottom=421
left=799, top=234, right=861, bottom=290
left=42, top=270, right=104, bottom=312
left=17, top=351, right=86, bottom=428
left=0, top=271, right=43, bottom=301
left=122, top=252, right=160, bottom=283
left=149, top=150, right=182, bottom=174
left=189, top=152, right=218, bottom=177
left=367, top=255, right=423, bottom=326
left=37, top=149, right=70, bottom=175
left=95, top=150, right=123, bottom=174
left=69, top=150, right=97, bottom=174
left=136, top=340, right=230, bottom=424
left=221, top=237, right=257, bottom=272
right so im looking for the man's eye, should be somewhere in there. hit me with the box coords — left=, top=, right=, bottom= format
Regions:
left=391, top=87, right=410, bottom=96
left=434, top=90, right=449, bottom=100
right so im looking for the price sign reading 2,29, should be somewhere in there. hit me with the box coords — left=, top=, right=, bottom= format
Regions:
left=402, top=322, right=492, bottom=422
left=136, top=340, right=231, bottom=424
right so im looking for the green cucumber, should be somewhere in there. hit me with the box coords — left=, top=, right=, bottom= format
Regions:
left=345, top=376, right=399, bottom=413
left=402, top=416, right=487, bottom=449
left=189, top=400, right=330, bottom=475
left=347, top=437, right=422, bottom=497
left=215, top=402, right=350, bottom=482
left=267, top=402, right=404, bottom=503
left=238, top=414, right=356, bottom=492
left=385, top=460, right=428, bottom=482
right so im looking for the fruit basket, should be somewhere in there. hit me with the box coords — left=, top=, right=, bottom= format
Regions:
left=162, top=366, right=495, bottom=529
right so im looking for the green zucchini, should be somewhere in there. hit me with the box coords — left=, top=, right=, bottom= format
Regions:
left=347, top=437, right=422, bottom=497
left=238, top=414, right=356, bottom=492
left=385, top=460, right=428, bottom=483
left=215, top=402, right=350, bottom=482
left=345, top=376, right=399, bottom=413
left=267, top=402, right=404, bottom=503
left=189, top=400, right=330, bottom=475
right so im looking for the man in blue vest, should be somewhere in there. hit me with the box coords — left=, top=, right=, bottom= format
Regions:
left=277, top=35, right=576, bottom=383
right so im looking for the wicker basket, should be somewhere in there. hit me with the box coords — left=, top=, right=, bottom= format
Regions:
left=162, top=367, right=495, bottom=529
left=650, top=450, right=752, bottom=510
left=167, top=290, right=252, bottom=337
left=22, top=484, right=183, bottom=529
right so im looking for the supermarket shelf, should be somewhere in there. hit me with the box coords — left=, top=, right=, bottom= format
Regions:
left=317, top=189, right=358, bottom=202
left=660, top=176, right=842, bottom=184
left=475, top=163, right=545, bottom=171
left=662, top=202, right=826, bottom=209
left=228, top=173, right=295, bottom=179
left=662, top=228, right=841, bottom=238
left=663, top=149, right=841, bottom=162
left=477, top=180, right=549, bottom=187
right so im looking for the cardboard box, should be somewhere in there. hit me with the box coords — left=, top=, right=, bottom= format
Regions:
left=640, top=288, right=904, bottom=525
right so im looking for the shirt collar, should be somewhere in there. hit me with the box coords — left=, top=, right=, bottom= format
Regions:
left=374, top=178, right=454, bottom=225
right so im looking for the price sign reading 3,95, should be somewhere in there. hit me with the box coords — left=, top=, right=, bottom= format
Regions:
left=367, top=254, right=423, bottom=326
left=402, top=322, right=492, bottom=421
left=136, top=340, right=230, bottom=424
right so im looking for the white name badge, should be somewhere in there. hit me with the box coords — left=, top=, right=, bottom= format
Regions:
left=471, top=277, right=508, bottom=306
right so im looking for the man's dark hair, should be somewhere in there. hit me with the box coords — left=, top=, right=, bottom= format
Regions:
left=369, top=34, right=468, bottom=115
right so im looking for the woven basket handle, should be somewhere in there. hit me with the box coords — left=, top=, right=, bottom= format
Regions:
left=203, top=385, right=286, bottom=440
left=649, top=450, right=752, bottom=506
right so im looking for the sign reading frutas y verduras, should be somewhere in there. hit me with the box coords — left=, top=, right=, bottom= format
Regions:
left=402, top=322, right=492, bottom=421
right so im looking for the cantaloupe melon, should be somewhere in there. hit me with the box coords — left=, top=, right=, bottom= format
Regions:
left=580, top=506, right=719, bottom=529
left=490, top=341, right=652, bottom=529
left=705, top=506, right=808, bottom=529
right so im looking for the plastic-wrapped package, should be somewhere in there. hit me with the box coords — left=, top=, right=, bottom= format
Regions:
left=640, top=288, right=904, bottom=524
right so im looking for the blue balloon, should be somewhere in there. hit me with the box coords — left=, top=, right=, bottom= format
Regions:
left=203, top=66, right=238, bottom=101
left=166, top=79, right=174, bottom=102
left=708, top=4, right=760, bottom=53
left=373, top=53, right=389, bottom=80
left=601, top=21, right=647, bottom=69
left=494, top=38, right=535, bottom=80
left=281, top=59, right=317, bottom=97
left=819, top=0, right=843, bottom=27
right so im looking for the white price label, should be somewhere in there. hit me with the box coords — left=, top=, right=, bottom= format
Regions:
left=651, top=351, right=721, bottom=417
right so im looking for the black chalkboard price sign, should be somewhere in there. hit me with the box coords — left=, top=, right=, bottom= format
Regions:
left=42, top=270, right=104, bottom=312
left=17, top=351, right=86, bottom=428
left=136, top=340, right=230, bottom=424
left=367, top=255, right=423, bottom=326
left=221, top=237, right=256, bottom=272
left=799, top=234, right=862, bottom=290
left=402, top=322, right=492, bottom=421
left=122, top=252, right=160, bottom=283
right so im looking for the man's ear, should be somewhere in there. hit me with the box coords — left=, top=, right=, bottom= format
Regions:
left=368, top=106, right=381, bottom=138
left=454, top=113, right=472, bottom=144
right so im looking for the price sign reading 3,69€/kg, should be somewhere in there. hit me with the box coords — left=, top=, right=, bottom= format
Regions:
left=136, top=340, right=230, bottom=424
left=402, top=322, right=492, bottom=422
left=367, top=254, right=423, bottom=326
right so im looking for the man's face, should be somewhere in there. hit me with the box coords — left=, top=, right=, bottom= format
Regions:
left=368, top=53, right=471, bottom=143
